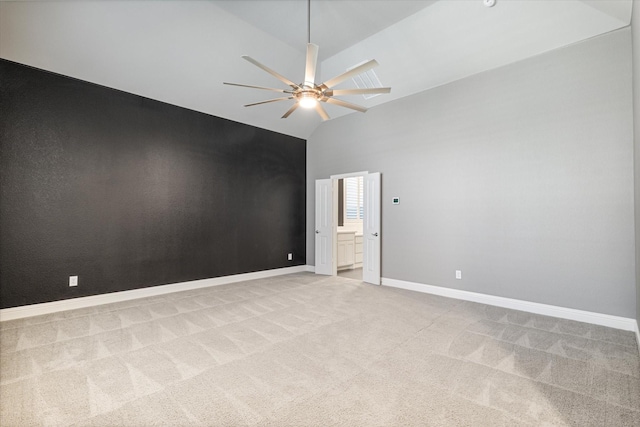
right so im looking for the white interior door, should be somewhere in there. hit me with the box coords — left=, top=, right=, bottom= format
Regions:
left=363, top=173, right=381, bottom=285
left=315, top=179, right=333, bottom=275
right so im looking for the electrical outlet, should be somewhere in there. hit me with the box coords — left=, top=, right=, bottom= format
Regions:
left=69, top=276, right=78, bottom=287
left=455, top=270, right=462, bottom=280
left=288, top=253, right=293, bottom=261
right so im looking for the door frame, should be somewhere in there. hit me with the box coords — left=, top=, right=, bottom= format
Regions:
left=330, top=171, right=369, bottom=278
left=315, top=170, right=381, bottom=283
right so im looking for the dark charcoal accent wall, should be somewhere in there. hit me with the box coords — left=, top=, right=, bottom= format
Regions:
left=0, top=59, right=306, bottom=309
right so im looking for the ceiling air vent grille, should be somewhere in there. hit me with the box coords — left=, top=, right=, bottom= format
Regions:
left=348, top=61, right=384, bottom=100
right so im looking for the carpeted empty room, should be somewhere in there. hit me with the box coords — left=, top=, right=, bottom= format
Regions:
left=1, top=273, right=639, bottom=426
left=3, top=1, right=640, bottom=426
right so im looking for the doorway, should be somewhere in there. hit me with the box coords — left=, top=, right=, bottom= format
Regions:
left=336, top=175, right=364, bottom=281
left=314, top=172, right=381, bottom=285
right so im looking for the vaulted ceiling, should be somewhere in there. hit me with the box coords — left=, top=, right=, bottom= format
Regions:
left=0, top=0, right=633, bottom=139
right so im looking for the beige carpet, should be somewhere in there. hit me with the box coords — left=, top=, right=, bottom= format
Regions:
left=1, top=273, right=639, bottom=426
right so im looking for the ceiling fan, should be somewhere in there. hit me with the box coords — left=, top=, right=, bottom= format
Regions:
left=224, top=0, right=391, bottom=121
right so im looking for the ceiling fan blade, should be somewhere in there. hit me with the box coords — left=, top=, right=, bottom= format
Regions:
left=304, top=43, right=319, bottom=87
left=315, top=103, right=330, bottom=121
left=326, top=87, right=391, bottom=96
left=321, top=59, right=379, bottom=89
left=323, top=97, right=368, bottom=113
left=282, top=103, right=299, bottom=119
left=224, top=82, right=293, bottom=93
left=244, top=97, right=294, bottom=107
left=242, top=56, right=299, bottom=89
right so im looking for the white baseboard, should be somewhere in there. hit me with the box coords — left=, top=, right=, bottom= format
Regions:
left=0, top=265, right=309, bottom=322
left=305, top=265, right=315, bottom=273
left=381, top=277, right=638, bottom=333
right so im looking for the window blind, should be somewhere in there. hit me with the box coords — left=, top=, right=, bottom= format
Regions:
left=345, top=176, right=363, bottom=220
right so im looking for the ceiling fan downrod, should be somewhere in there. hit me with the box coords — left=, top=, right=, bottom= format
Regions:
left=307, top=0, right=311, bottom=45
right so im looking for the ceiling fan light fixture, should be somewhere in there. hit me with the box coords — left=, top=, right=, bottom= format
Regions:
left=298, top=92, right=319, bottom=109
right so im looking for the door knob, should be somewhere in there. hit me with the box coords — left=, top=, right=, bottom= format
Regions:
left=372, top=232, right=378, bottom=237
left=315, top=230, right=320, bottom=234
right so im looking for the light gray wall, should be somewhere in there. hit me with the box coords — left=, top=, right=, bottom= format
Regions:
left=632, top=1, right=640, bottom=329
left=307, top=29, right=636, bottom=318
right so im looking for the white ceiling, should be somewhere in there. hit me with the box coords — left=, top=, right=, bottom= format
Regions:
left=0, top=0, right=633, bottom=139
left=213, top=1, right=439, bottom=61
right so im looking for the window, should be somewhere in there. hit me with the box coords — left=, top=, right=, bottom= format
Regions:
left=344, top=176, right=363, bottom=222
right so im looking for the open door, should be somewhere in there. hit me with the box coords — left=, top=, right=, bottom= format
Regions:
left=315, top=179, right=333, bottom=275
left=363, top=173, right=381, bottom=285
